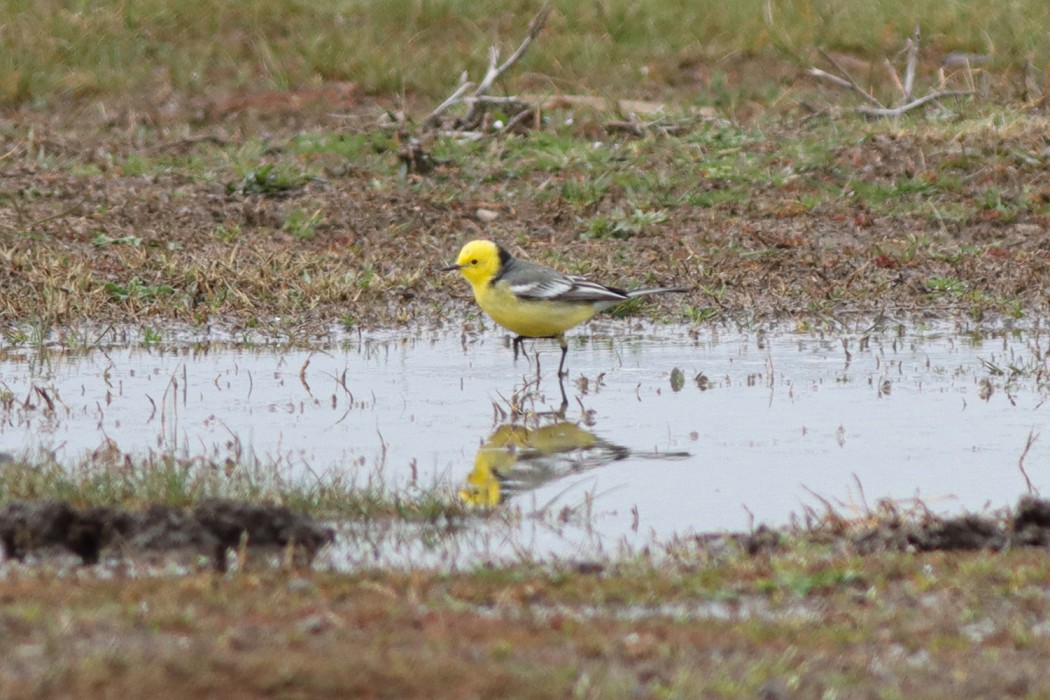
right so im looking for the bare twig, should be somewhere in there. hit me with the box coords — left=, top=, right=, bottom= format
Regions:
left=807, top=67, right=855, bottom=91
left=883, top=58, right=904, bottom=98
left=475, top=5, right=551, bottom=99
left=605, top=120, right=646, bottom=137
left=0, top=204, right=81, bottom=234
left=817, top=48, right=884, bottom=107
left=606, top=116, right=687, bottom=137
left=464, top=4, right=554, bottom=127
left=856, top=89, right=974, bottom=117
left=503, top=106, right=538, bottom=133
left=423, top=74, right=475, bottom=127
left=422, top=4, right=551, bottom=132
left=472, top=47, right=502, bottom=102
left=811, top=26, right=976, bottom=118
left=462, top=95, right=534, bottom=109
left=903, top=24, right=920, bottom=101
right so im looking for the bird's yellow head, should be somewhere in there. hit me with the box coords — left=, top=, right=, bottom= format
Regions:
left=443, top=239, right=508, bottom=288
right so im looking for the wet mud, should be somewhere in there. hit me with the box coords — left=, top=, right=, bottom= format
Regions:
left=0, top=498, right=333, bottom=571
left=851, top=496, right=1050, bottom=554
left=5, top=494, right=1050, bottom=575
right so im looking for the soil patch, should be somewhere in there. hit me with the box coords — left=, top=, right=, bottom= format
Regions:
left=2, top=102, right=1050, bottom=334
left=0, top=498, right=333, bottom=570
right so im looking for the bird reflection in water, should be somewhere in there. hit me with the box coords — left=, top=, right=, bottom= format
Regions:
left=459, top=420, right=630, bottom=507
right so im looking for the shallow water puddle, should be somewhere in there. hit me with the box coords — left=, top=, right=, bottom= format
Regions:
left=1, top=322, right=1048, bottom=560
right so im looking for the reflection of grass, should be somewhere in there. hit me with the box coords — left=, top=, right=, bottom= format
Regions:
left=979, top=335, right=1050, bottom=393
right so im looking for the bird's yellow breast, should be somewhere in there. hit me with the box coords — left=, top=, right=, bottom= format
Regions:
left=472, top=281, right=597, bottom=338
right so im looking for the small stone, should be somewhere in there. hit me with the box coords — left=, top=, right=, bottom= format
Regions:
left=297, top=614, right=328, bottom=635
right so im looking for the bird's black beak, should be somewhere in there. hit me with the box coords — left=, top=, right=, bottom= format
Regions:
left=439, top=263, right=462, bottom=272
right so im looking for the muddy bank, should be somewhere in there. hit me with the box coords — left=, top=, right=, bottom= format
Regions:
left=696, top=496, right=1050, bottom=558
left=0, top=499, right=333, bottom=571
left=5, top=494, right=1050, bottom=573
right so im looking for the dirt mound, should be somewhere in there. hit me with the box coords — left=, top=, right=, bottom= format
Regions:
left=853, top=496, right=1050, bottom=554
left=0, top=499, right=333, bottom=571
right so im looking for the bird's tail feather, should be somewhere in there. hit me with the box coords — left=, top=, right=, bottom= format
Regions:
left=625, top=287, right=690, bottom=298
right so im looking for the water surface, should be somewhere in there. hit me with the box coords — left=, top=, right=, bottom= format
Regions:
left=2, top=320, right=1047, bottom=561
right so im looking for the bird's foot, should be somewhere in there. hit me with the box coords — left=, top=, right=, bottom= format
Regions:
left=512, top=336, right=530, bottom=363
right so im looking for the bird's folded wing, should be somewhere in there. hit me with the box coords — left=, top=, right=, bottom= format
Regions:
left=508, top=273, right=628, bottom=303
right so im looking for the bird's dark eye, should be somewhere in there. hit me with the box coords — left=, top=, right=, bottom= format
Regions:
left=470, top=258, right=478, bottom=265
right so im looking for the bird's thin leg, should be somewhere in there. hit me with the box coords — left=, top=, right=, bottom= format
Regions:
left=556, top=372, right=568, bottom=415
left=513, top=335, right=570, bottom=374
left=512, top=335, right=530, bottom=363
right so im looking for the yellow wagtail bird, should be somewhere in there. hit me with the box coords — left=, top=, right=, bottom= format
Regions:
left=442, top=239, right=688, bottom=376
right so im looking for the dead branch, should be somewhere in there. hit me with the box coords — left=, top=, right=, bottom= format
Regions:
left=423, top=74, right=475, bottom=127
left=425, top=4, right=551, bottom=132
left=605, top=120, right=646, bottom=137
left=476, top=16, right=543, bottom=95
left=811, top=27, right=976, bottom=118
left=816, top=48, right=884, bottom=107
left=605, top=116, right=688, bottom=137
left=462, top=95, right=534, bottom=109
left=503, top=107, right=538, bottom=133
left=435, top=130, right=486, bottom=142
left=856, top=89, right=975, bottom=117
left=883, top=58, right=904, bottom=98
left=903, top=25, right=920, bottom=101
left=808, top=67, right=861, bottom=92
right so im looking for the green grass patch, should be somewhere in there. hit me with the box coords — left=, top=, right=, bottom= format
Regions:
left=0, top=451, right=468, bottom=523
left=283, top=207, right=325, bottom=240
left=584, top=207, right=668, bottom=240
left=924, top=275, right=968, bottom=296
left=0, top=0, right=1046, bottom=115
left=103, top=278, right=176, bottom=303
left=229, top=163, right=309, bottom=196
